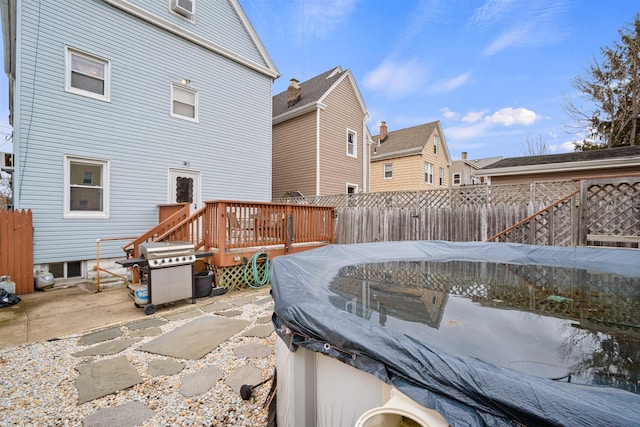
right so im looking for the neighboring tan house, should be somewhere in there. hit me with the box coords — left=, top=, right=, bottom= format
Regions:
left=369, top=121, right=452, bottom=192
left=450, top=152, right=503, bottom=186
left=1, top=0, right=279, bottom=280
left=272, top=66, right=371, bottom=198
left=479, top=146, right=640, bottom=185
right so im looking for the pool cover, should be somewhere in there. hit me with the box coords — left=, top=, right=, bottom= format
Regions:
left=270, top=241, right=640, bottom=427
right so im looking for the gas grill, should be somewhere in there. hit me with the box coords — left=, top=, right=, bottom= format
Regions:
left=140, top=241, right=196, bottom=268
left=137, top=241, right=196, bottom=314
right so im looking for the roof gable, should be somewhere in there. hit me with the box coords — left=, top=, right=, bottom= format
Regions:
left=93, top=0, right=280, bottom=79
left=371, top=121, right=452, bottom=165
left=272, top=66, right=367, bottom=121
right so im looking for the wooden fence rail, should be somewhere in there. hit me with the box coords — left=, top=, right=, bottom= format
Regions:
left=0, top=209, right=34, bottom=294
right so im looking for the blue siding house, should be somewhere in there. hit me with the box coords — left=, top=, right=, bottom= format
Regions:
left=0, top=0, right=279, bottom=280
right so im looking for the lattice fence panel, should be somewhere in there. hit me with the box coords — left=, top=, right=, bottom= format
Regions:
left=451, top=185, right=489, bottom=207
left=216, top=263, right=268, bottom=292
left=550, top=199, right=576, bottom=246
left=419, top=190, right=451, bottom=209
left=587, top=180, right=640, bottom=240
left=490, top=183, right=531, bottom=205
left=534, top=181, right=579, bottom=205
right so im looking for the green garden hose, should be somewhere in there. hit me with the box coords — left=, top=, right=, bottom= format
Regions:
left=244, top=250, right=270, bottom=288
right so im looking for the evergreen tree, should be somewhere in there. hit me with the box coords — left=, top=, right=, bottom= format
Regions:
left=566, top=14, right=640, bottom=150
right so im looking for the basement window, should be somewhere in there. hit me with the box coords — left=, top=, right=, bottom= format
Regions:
left=49, top=261, right=83, bottom=279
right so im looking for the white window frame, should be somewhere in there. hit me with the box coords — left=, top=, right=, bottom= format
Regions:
left=64, top=156, right=110, bottom=219
left=425, top=162, right=434, bottom=184
left=171, top=83, right=199, bottom=122
left=384, top=163, right=393, bottom=179
left=346, top=129, right=357, bottom=158
left=439, top=167, right=444, bottom=186
left=65, top=47, right=110, bottom=102
left=170, top=0, right=195, bottom=21
left=346, top=183, right=358, bottom=194
left=433, top=134, right=439, bottom=155
left=453, top=173, right=461, bottom=186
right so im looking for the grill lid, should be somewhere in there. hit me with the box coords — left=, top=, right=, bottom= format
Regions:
left=140, top=241, right=195, bottom=259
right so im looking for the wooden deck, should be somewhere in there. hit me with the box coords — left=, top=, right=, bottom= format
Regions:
left=123, top=200, right=335, bottom=268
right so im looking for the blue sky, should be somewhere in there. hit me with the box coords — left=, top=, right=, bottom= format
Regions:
left=241, top=0, right=639, bottom=160
left=0, top=1, right=638, bottom=161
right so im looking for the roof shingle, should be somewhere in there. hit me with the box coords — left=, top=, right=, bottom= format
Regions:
left=480, top=146, right=640, bottom=170
left=272, top=66, right=344, bottom=117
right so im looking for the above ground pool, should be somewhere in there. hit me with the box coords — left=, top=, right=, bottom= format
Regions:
left=270, top=241, right=640, bottom=427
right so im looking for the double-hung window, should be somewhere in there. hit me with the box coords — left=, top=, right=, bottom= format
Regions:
left=439, top=167, right=444, bottom=186
left=384, top=163, right=393, bottom=179
left=65, top=156, right=109, bottom=218
left=453, top=173, right=461, bottom=185
left=433, top=134, right=439, bottom=155
left=346, top=129, right=357, bottom=158
left=425, top=162, right=434, bottom=184
left=65, top=47, right=110, bottom=101
left=172, top=83, right=198, bottom=121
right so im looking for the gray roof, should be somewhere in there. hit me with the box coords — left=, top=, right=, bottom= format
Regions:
left=479, top=146, right=640, bottom=170
left=371, top=121, right=440, bottom=160
left=463, top=156, right=503, bottom=169
left=272, top=66, right=345, bottom=117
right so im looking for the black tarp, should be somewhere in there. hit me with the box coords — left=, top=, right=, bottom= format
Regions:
left=270, top=241, right=640, bottom=427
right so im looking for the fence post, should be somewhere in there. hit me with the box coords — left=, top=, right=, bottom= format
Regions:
left=578, top=179, right=588, bottom=246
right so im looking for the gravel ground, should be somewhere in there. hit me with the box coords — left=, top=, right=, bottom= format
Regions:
left=0, top=300, right=276, bottom=426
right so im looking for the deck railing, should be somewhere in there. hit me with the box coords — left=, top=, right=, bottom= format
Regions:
left=124, top=200, right=335, bottom=267
left=122, top=203, right=191, bottom=258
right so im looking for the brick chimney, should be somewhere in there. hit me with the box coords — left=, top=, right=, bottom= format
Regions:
left=287, top=78, right=301, bottom=107
left=462, top=151, right=468, bottom=160
left=379, top=121, right=388, bottom=143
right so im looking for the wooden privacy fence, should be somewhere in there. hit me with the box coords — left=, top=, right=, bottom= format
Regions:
left=335, top=176, right=640, bottom=248
left=335, top=204, right=530, bottom=244
left=0, top=209, right=34, bottom=294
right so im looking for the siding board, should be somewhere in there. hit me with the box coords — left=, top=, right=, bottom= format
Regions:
left=15, top=0, right=274, bottom=263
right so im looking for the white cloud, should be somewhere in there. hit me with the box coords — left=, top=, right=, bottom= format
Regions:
left=445, top=122, right=491, bottom=140
left=560, top=140, right=578, bottom=152
left=429, top=73, right=470, bottom=93
left=441, top=107, right=458, bottom=120
left=477, top=1, right=570, bottom=56
left=484, top=107, right=540, bottom=126
left=363, top=59, right=428, bottom=98
left=470, top=0, right=515, bottom=26
left=462, top=110, right=486, bottom=123
left=295, top=0, right=358, bottom=40
left=483, top=25, right=533, bottom=56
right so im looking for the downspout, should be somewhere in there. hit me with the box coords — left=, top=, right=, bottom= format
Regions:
left=316, top=107, right=321, bottom=195
left=362, top=113, right=369, bottom=192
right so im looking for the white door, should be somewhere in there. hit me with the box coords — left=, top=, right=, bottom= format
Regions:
left=169, top=168, right=201, bottom=214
